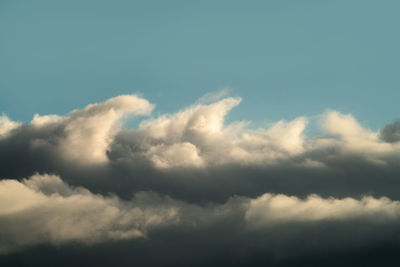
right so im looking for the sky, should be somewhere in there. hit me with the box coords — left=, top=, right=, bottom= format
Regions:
left=2, top=1, right=400, bottom=266
left=1, top=0, right=400, bottom=129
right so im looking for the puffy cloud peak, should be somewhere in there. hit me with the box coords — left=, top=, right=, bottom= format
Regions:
left=132, top=97, right=309, bottom=167
left=61, top=95, right=153, bottom=164
left=0, top=115, right=20, bottom=137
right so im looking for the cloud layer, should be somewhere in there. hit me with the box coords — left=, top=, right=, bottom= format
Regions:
left=0, top=174, right=178, bottom=253
left=3, top=174, right=400, bottom=258
left=2, top=94, right=400, bottom=266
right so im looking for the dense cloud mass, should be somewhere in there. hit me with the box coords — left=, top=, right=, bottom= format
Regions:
left=2, top=94, right=400, bottom=266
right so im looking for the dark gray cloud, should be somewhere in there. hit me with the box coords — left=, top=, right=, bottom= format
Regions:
left=380, top=119, right=400, bottom=143
left=1, top=95, right=400, bottom=266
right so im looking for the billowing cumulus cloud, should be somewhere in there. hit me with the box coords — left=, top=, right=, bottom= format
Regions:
left=2, top=94, right=400, bottom=266
left=133, top=96, right=308, bottom=167
left=43, top=95, right=153, bottom=164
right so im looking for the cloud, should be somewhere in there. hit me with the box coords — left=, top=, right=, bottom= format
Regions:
left=0, top=174, right=178, bottom=253
left=0, top=114, right=20, bottom=138
left=321, top=111, right=393, bottom=157
left=380, top=118, right=400, bottom=143
left=0, top=95, right=153, bottom=169
left=2, top=93, right=400, bottom=265
left=126, top=97, right=308, bottom=167
left=3, top=93, right=399, bottom=172
left=31, top=114, right=62, bottom=128
left=246, top=193, right=399, bottom=226
left=57, top=95, right=153, bottom=164
left=2, top=94, right=400, bottom=203
left=2, top=173, right=400, bottom=258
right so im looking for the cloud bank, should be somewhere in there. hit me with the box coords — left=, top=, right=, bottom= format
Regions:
left=3, top=174, right=400, bottom=260
left=2, top=94, right=400, bottom=266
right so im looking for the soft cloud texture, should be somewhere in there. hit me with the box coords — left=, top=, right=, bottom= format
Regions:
left=57, top=95, right=153, bottom=164
left=0, top=174, right=178, bottom=253
left=0, top=114, right=20, bottom=137
left=2, top=94, right=400, bottom=266
left=246, top=193, right=400, bottom=226
left=3, top=94, right=400, bottom=171
left=380, top=118, right=400, bottom=143
left=2, top=174, right=400, bottom=257
left=133, top=97, right=308, bottom=167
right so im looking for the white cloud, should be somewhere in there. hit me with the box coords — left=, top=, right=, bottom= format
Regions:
left=133, top=101, right=400, bottom=168
left=2, top=174, right=400, bottom=254
left=3, top=94, right=400, bottom=169
left=23, top=95, right=154, bottom=165
left=147, top=142, right=204, bottom=168
left=245, top=193, right=400, bottom=227
left=133, top=97, right=310, bottom=167
left=59, top=95, right=154, bottom=164
left=0, top=174, right=178, bottom=253
left=0, top=114, right=20, bottom=138
left=31, top=114, right=62, bottom=127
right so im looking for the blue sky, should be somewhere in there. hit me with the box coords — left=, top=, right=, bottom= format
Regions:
left=1, top=0, right=399, bottom=129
